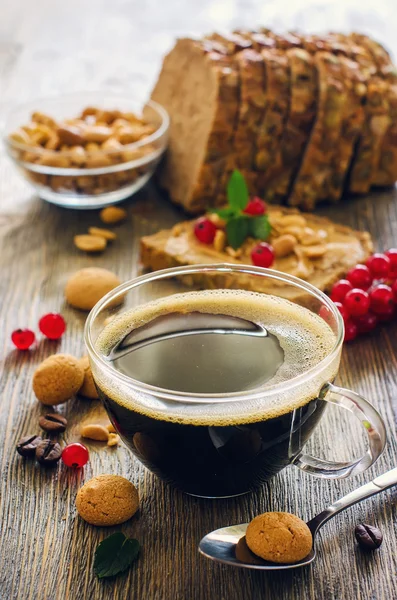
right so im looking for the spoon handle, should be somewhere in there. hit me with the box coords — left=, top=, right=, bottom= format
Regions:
left=307, top=467, right=397, bottom=535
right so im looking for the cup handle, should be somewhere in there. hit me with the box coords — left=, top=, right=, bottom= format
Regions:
left=292, top=382, right=387, bottom=479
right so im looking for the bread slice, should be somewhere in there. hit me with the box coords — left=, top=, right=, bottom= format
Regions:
left=202, top=33, right=253, bottom=206
left=288, top=52, right=347, bottom=209
left=353, top=34, right=397, bottom=188
left=232, top=48, right=267, bottom=191
left=151, top=38, right=240, bottom=213
left=140, top=207, right=373, bottom=302
left=254, top=49, right=290, bottom=202
left=345, top=33, right=391, bottom=194
left=270, top=47, right=318, bottom=203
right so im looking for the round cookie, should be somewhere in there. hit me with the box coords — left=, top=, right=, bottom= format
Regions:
left=33, top=354, right=84, bottom=405
left=78, top=356, right=99, bottom=399
left=76, top=474, right=139, bottom=526
left=245, top=512, right=312, bottom=564
left=65, top=267, right=121, bottom=311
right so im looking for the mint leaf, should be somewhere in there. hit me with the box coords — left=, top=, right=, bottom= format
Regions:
left=212, top=207, right=237, bottom=219
left=226, top=216, right=250, bottom=249
left=227, top=170, right=249, bottom=212
left=94, top=532, right=140, bottom=579
left=249, top=215, right=271, bottom=240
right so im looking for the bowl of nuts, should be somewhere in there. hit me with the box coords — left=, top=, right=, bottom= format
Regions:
left=3, top=92, right=169, bottom=209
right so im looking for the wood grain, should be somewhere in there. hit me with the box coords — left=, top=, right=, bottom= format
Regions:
left=1, top=1, right=397, bottom=599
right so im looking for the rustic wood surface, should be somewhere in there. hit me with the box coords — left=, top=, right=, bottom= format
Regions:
left=1, top=1, right=397, bottom=599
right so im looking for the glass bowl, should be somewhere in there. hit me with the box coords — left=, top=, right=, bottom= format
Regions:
left=3, top=92, right=169, bottom=209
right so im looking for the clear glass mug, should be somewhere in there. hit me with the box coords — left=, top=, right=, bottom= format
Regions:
left=85, top=264, right=386, bottom=498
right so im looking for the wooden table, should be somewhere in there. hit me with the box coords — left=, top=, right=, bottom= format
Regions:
left=1, top=2, right=397, bottom=599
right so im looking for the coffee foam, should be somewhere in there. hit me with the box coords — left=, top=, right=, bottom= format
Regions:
left=93, top=289, right=340, bottom=425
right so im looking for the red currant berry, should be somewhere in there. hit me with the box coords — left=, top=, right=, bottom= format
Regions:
left=353, top=312, right=378, bottom=334
left=343, top=288, right=370, bottom=317
left=392, top=279, right=397, bottom=302
left=11, top=329, right=36, bottom=350
left=369, top=284, right=394, bottom=315
left=344, top=320, right=358, bottom=342
left=334, top=301, right=350, bottom=323
left=251, top=242, right=275, bottom=268
left=386, top=248, right=397, bottom=279
left=366, top=253, right=391, bottom=279
left=376, top=305, right=395, bottom=322
left=346, top=265, right=373, bottom=290
left=330, top=279, right=353, bottom=302
left=243, top=196, right=267, bottom=216
left=61, top=443, right=89, bottom=468
left=194, top=217, right=217, bottom=244
left=39, top=313, right=66, bottom=340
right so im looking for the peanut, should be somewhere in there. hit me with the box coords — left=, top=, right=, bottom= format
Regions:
left=57, top=125, right=85, bottom=146
left=272, top=234, right=297, bottom=258
left=45, top=134, right=61, bottom=150
left=69, top=146, right=86, bottom=166
left=226, top=246, right=242, bottom=258
left=31, top=111, right=57, bottom=128
left=80, top=424, right=109, bottom=442
left=121, top=149, right=144, bottom=162
left=83, top=125, right=112, bottom=144
left=85, top=154, right=113, bottom=168
left=9, top=129, right=31, bottom=144
left=300, top=244, right=327, bottom=258
left=88, top=226, right=117, bottom=240
left=107, top=433, right=120, bottom=447
left=113, top=118, right=131, bottom=129
left=80, top=106, right=98, bottom=118
left=280, top=225, right=303, bottom=238
left=95, top=109, right=121, bottom=123
left=299, top=227, right=323, bottom=246
left=37, top=153, right=71, bottom=168
left=279, top=215, right=307, bottom=228
left=116, top=126, right=143, bottom=144
left=107, top=423, right=116, bottom=433
left=213, top=229, right=226, bottom=253
left=102, top=137, right=123, bottom=152
left=100, top=206, right=127, bottom=224
left=85, top=142, right=101, bottom=153
left=74, top=234, right=107, bottom=252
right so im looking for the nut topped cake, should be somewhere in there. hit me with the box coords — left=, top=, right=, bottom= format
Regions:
left=140, top=205, right=373, bottom=301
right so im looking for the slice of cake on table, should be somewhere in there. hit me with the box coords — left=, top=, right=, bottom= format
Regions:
left=140, top=200, right=373, bottom=302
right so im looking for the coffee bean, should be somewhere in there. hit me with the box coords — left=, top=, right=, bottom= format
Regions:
left=355, top=523, right=383, bottom=551
left=39, top=413, right=67, bottom=433
left=16, top=434, right=43, bottom=457
left=35, top=439, right=62, bottom=466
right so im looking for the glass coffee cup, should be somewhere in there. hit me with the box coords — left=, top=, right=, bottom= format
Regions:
left=85, top=264, right=386, bottom=498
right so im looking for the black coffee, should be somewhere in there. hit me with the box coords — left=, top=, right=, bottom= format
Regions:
left=95, top=290, right=337, bottom=496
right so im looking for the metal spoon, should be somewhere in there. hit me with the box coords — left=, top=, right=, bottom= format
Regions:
left=199, top=467, right=397, bottom=570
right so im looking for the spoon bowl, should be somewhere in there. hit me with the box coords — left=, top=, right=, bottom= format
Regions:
left=199, top=523, right=316, bottom=570
left=199, top=467, right=397, bottom=570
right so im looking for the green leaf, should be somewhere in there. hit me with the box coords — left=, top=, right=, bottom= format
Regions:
left=227, top=170, right=249, bottom=212
left=94, top=532, right=140, bottom=579
left=249, top=215, right=271, bottom=240
left=226, top=216, right=250, bottom=250
left=212, top=207, right=237, bottom=219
